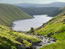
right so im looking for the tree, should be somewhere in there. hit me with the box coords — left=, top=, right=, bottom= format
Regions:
left=30, top=27, right=34, bottom=34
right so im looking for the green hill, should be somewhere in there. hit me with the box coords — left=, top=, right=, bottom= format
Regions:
left=0, top=4, right=32, bottom=26
left=0, top=25, right=40, bottom=49
left=34, top=7, right=65, bottom=49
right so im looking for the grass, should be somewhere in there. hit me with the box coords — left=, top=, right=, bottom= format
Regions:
left=0, top=25, right=41, bottom=49
left=0, top=4, right=32, bottom=26
left=40, top=40, right=65, bottom=49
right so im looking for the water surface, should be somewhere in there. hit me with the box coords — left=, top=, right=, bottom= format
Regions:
left=13, top=15, right=53, bottom=31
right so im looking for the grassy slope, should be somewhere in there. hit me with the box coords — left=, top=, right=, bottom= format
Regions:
left=0, top=25, right=41, bottom=49
left=0, top=4, right=32, bottom=26
left=35, top=7, right=65, bottom=49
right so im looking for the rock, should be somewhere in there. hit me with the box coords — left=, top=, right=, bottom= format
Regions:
left=48, top=41, right=51, bottom=43
left=19, top=45, right=25, bottom=49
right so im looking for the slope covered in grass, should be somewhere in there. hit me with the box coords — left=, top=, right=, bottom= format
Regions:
left=34, top=7, right=65, bottom=49
left=0, top=25, right=41, bottom=49
left=40, top=16, right=65, bottom=49
left=0, top=4, right=32, bottom=26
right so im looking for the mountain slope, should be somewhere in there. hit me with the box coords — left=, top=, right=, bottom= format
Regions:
left=16, top=2, right=65, bottom=16
left=21, top=7, right=60, bottom=16
left=34, top=7, right=65, bottom=49
left=0, top=25, right=40, bottom=49
left=0, top=4, right=32, bottom=26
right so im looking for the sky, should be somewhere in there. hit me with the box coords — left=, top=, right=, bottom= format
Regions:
left=0, top=0, right=65, bottom=4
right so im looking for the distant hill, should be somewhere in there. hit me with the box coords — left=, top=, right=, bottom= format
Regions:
left=21, top=7, right=60, bottom=16
left=0, top=4, right=32, bottom=26
left=16, top=3, right=38, bottom=8
left=16, top=2, right=65, bottom=16
left=16, top=2, right=65, bottom=8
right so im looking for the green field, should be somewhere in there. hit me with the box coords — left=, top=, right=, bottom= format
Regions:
left=34, top=7, right=65, bottom=49
left=0, top=4, right=32, bottom=26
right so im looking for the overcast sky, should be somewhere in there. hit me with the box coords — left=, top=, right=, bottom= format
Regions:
left=0, top=0, right=65, bottom=4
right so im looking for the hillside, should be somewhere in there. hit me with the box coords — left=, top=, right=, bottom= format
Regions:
left=0, top=4, right=32, bottom=26
left=17, top=2, right=65, bottom=16
left=0, top=25, right=41, bottom=49
left=16, top=2, right=65, bottom=8
left=34, top=7, right=65, bottom=49
left=21, top=7, right=60, bottom=16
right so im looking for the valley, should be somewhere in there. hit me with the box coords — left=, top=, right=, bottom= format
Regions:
left=0, top=2, right=65, bottom=49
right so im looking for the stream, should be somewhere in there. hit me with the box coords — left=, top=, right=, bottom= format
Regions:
left=35, top=36, right=56, bottom=49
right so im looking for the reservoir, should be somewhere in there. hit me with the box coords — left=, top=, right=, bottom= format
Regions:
left=13, top=15, right=53, bottom=31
